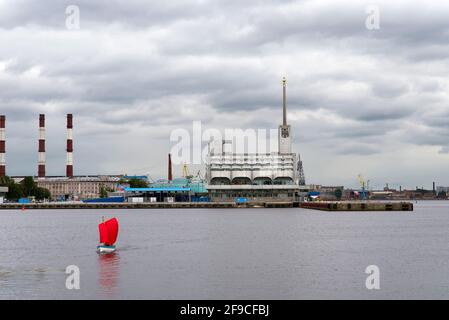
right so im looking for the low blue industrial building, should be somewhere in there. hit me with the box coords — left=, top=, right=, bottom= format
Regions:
left=124, top=187, right=192, bottom=202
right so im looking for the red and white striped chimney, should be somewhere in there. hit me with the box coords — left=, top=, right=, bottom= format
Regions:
left=38, top=114, right=46, bottom=178
left=66, top=114, right=73, bottom=178
left=0, top=115, right=5, bottom=177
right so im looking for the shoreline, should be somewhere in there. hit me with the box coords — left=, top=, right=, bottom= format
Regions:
left=0, top=201, right=297, bottom=210
left=0, top=200, right=414, bottom=211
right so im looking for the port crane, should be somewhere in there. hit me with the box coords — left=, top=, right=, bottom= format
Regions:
left=357, top=174, right=368, bottom=200
left=182, top=163, right=191, bottom=179
left=182, top=163, right=203, bottom=180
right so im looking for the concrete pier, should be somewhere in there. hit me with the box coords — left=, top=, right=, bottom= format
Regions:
left=0, top=201, right=413, bottom=211
left=0, top=201, right=296, bottom=210
left=300, top=201, right=413, bottom=212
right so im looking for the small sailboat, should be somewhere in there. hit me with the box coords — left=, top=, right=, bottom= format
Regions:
left=97, top=217, right=119, bottom=254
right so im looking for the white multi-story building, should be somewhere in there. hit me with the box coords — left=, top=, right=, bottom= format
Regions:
left=206, top=78, right=306, bottom=202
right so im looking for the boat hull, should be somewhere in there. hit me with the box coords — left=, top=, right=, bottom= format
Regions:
left=96, top=245, right=116, bottom=254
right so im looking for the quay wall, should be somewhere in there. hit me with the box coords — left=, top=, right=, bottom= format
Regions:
left=0, top=201, right=413, bottom=211
left=300, top=201, right=413, bottom=211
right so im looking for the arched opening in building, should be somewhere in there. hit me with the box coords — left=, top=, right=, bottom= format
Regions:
left=273, top=177, right=294, bottom=185
left=210, top=177, right=231, bottom=185
left=253, top=177, right=272, bottom=185
left=231, top=177, right=252, bottom=185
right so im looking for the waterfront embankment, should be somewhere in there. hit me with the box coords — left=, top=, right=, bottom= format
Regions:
left=0, top=201, right=414, bottom=210
left=0, top=201, right=297, bottom=210
left=300, top=201, right=413, bottom=211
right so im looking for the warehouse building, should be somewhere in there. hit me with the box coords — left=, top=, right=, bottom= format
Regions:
left=124, top=177, right=209, bottom=203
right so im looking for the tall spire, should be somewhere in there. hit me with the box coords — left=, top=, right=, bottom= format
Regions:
left=278, top=77, right=292, bottom=154
left=282, top=77, right=287, bottom=126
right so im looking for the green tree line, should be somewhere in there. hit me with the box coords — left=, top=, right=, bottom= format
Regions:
left=0, top=176, right=51, bottom=201
left=119, top=177, right=149, bottom=188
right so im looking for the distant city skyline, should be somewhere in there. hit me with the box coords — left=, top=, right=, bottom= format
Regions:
left=1, top=0, right=449, bottom=189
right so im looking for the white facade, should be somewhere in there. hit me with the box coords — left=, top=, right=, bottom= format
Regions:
left=206, top=78, right=305, bottom=202
left=207, top=152, right=300, bottom=186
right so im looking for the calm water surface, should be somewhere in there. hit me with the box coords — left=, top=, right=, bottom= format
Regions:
left=1, top=201, right=449, bottom=299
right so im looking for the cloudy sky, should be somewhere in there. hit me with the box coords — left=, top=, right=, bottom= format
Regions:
left=1, top=0, right=449, bottom=189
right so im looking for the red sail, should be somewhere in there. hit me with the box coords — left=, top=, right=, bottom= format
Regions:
left=99, top=222, right=109, bottom=244
left=98, top=218, right=119, bottom=246
left=105, top=218, right=119, bottom=245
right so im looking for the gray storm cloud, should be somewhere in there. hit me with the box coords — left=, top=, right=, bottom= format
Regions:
left=1, top=0, right=449, bottom=188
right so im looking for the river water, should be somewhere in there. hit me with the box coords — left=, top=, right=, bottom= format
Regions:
left=0, top=201, right=449, bottom=299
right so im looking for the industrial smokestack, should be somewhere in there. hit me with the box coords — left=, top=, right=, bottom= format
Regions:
left=0, top=115, right=5, bottom=177
left=38, top=114, right=46, bottom=178
left=66, top=114, right=73, bottom=178
left=168, top=153, right=173, bottom=181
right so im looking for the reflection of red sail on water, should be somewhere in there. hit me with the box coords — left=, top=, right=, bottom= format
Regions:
left=97, top=218, right=119, bottom=254
left=98, top=251, right=120, bottom=298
